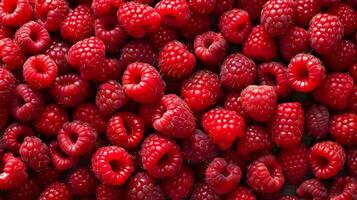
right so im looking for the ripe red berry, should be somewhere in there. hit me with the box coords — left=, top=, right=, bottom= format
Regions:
left=190, top=182, right=221, bottom=200
left=49, top=141, right=78, bottom=170
left=120, top=40, right=157, bottom=68
left=236, top=125, right=272, bottom=156
left=324, top=40, right=357, bottom=72
left=38, top=182, right=73, bottom=200
left=179, top=14, right=212, bottom=40
left=0, top=153, right=28, bottom=190
left=305, top=104, right=330, bottom=139
left=19, top=136, right=50, bottom=170
left=44, top=40, right=71, bottom=75
left=225, top=186, right=256, bottom=200
left=5, top=178, right=42, bottom=200
left=155, top=0, right=190, bottom=28
left=188, top=0, right=216, bottom=15
left=219, top=9, right=252, bottom=44
left=95, top=80, right=127, bottom=116
left=329, top=112, right=357, bottom=146
left=238, top=0, right=268, bottom=20
left=67, top=168, right=98, bottom=196
left=91, top=0, right=124, bottom=16
left=224, top=92, right=246, bottom=118
left=34, top=0, right=70, bottom=32
left=0, top=0, right=32, bottom=27
left=0, top=68, right=17, bottom=105
left=329, top=176, right=356, bottom=200
left=0, top=38, right=25, bottom=71
left=328, top=3, right=357, bottom=35
left=2, top=123, right=35, bottom=153
left=125, top=172, right=165, bottom=200
left=279, top=26, right=310, bottom=61
left=148, top=25, right=178, bottom=50
left=96, top=184, right=124, bottom=200
left=258, top=62, right=290, bottom=98
left=296, top=179, right=328, bottom=200
left=346, top=147, right=357, bottom=177
left=295, top=0, right=320, bottom=27
left=73, top=103, right=106, bottom=134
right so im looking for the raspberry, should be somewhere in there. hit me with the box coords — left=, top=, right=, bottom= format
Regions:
left=67, top=168, right=97, bottom=196
left=96, top=184, right=124, bottom=200
left=14, top=21, right=51, bottom=55
left=187, top=0, right=215, bottom=15
left=122, top=62, right=164, bottom=103
left=119, top=40, right=157, bottom=68
left=0, top=68, right=16, bottom=105
left=219, top=9, right=252, bottom=44
left=243, top=25, right=277, bottom=61
left=49, top=141, right=78, bottom=170
left=295, top=0, right=320, bottom=27
left=346, top=147, right=357, bottom=177
left=328, top=3, right=357, bottom=35
left=38, top=182, right=73, bottom=200
left=247, top=154, right=284, bottom=193
left=238, top=0, right=268, bottom=20
left=236, top=125, right=272, bottom=156
left=279, top=26, right=310, bottom=61
left=19, top=136, right=50, bottom=169
left=296, top=179, right=328, bottom=200
left=155, top=0, right=190, bottom=28
left=329, top=176, right=356, bottom=200
left=148, top=25, right=178, bottom=50
left=141, top=134, right=183, bottom=179
left=329, top=113, right=357, bottom=146
left=91, top=0, right=124, bottom=16
left=220, top=53, right=257, bottom=91
left=44, top=40, right=71, bottom=75
left=202, top=108, right=245, bottom=150
left=117, top=2, right=161, bottom=38
left=190, top=182, right=221, bottom=200
left=33, top=166, right=62, bottom=185
left=0, top=0, right=32, bottom=27
left=258, top=62, right=290, bottom=98
left=0, top=22, right=13, bottom=39
left=324, top=40, right=357, bottom=72
left=106, top=112, right=144, bottom=149
left=260, top=0, right=295, bottom=36
left=159, top=40, right=196, bottom=80
left=305, top=104, right=329, bottom=139
left=225, top=186, right=256, bottom=200
left=91, top=146, right=134, bottom=186
left=60, top=4, right=95, bottom=42
left=95, top=80, right=127, bottom=116
left=0, top=38, right=25, bottom=71
left=179, top=14, right=212, bottom=40
left=206, top=157, right=242, bottom=194
left=193, top=31, right=228, bottom=66
left=125, top=172, right=165, bottom=200
left=0, top=153, right=27, bottom=190
left=50, top=74, right=89, bottom=107
left=309, top=14, right=344, bottom=55
left=160, top=166, right=194, bottom=200
left=348, top=85, right=357, bottom=113
left=5, top=178, right=42, bottom=200
left=224, top=92, right=246, bottom=118
left=73, top=103, right=106, bottom=134
left=34, top=0, right=70, bottom=32
left=270, top=102, right=304, bottom=149
left=308, top=141, right=346, bottom=179
left=313, top=73, right=354, bottom=110
left=2, top=123, right=35, bottom=153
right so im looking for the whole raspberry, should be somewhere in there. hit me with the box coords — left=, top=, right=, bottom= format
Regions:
left=220, top=53, right=257, bottom=91
left=313, top=73, right=354, bottom=110
left=0, top=153, right=27, bottom=190
left=95, top=80, right=127, bottom=116
left=202, top=108, right=245, bottom=150
left=260, top=0, right=295, bottom=36
left=187, top=0, right=215, bottom=15
left=243, top=25, right=277, bottom=61
left=91, top=0, right=124, bottom=16
left=148, top=25, right=178, bottom=50
left=0, top=0, right=32, bottom=27
left=0, top=68, right=16, bottom=105
left=155, top=0, right=190, bottom=28
left=224, top=92, right=246, bottom=118
left=269, top=102, right=304, bottom=149
left=295, top=0, right=320, bottom=27
left=60, top=4, right=95, bottom=42
left=225, top=186, right=256, bottom=200
left=5, top=178, right=42, bottom=200
left=308, top=141, right=346, bottom=179
left=96, top=184, right=124, bottom=200
left=190, top=182, right=221, bottom=200
left=247, top=154, right=284, bottom=193
left=125, top=172, right=165, bottom=200
left=329, top=176, right=356, bottom=200
left=92, top=146, right=134, bottom=186
left=348, top=85, right=357, bottom=113
left=34, top=0, right=70, bottom=32
left=141, top=134, right=183, bottom=179
left=329, top=113, right=357, bottom=146
left=119, top=40, right=157, bottom=68
left=106, top=112, right=144, bottom=149
left=2, top=123, right=35, bottom=153
left=236, top=125, right=272, bottom=156
left=346, top=147, right=357, bottom=177
left=14, top=21, right=51, bottom=55
left=328, top=3, right=357, bottom=34
left=38, top=182, right=73, bottom=200
left=19, top=136, right=50, bottom=169
left=73, top=103, right=106, bottom=134
left=44, top=40, right=71, bottom=75
left=179, top=14, right=212, bottom=40
left=309, top=14, right=344, bottom=55
left=49, top=141, right=78, bottom=170
left=0, top=38, right=25, bottom=71
left=324, top=40, right=357, bottom=72
left=117, top=2, right=161, bottom=38
left=296, top=179, right=328, bottom=200
left=67, top=168, right=97, bottom=196
left=159, top=40, right=196, bottom=80
left=160, top=166, right=194, bottom=200
left=305, top=104, right=329, bottom=139
left=238, top=0, right=268, bottom=20
left=258, top=62, right=290, bottom=97
left=279, top=26, right=310, bottom=61
left=219, top=9, right=252, bottom=44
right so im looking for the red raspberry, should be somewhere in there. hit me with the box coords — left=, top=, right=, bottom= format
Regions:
left=179, top=14, right=212, bottom=40
left=49, top=141, right=78, bottom=170
left=125, top=172, right=165, bottom=200
left=0, top=68, right=16, bottom=105
left=295, top=0, right=320, bottom=27
left=348, top=85, right=357, bottom=113
left=34, top=0, right=70, bottom=32
left=247, top=154, right=284, bottom=193
left=19, top=136, right=50, bottom=169
left=224, top=92, right=246, bottom=118
left=95, top=80, right=127, bottom=116
left=2, top=123, right=35, bottom=153
left=324, top=40, right=357, bottom=72
left=155, top=0, right=190, bottom=28
left=236, top=125, right=272, bottom=156
left=73, top=103, right=106, bottom=134
left=193, top=31, right=228, bottom=66
left=187, top=0, right=215, bottom=15
left=261, top=0, right=295, bottom=36
left=238, top=0, right=268, bottom=20
left=220, top=53, right=257, bottom=91
left=329, top=113, right=357, bottom=146
left=329, top=3, right=357, bottom=35
left=106, top=112, right=144, bottom=149
left=346, top=147, right=357, bottom=177
left=243, top=25, right=277, bottom=61
left=349, top=63, right=357, bottom=81
left=91, top=0, right=124, bottom=16
left=308, top=141, right=346, bottom=179
left=258, top=62, right=290, bottom=98
left=44, top=40, right=71, bottom=75
left=313, top=73, right=354, bottom=110
left=67, top=168, right=97, bottom=196
left=148, top=25, right=178, bottom=50
left=50, top=74, right=89, bottom=107
left=219, top=9, right=251, bottom=44
left=202, top=108, right=245, bottom=150
left=213, top=0, right=234, bottom=15
left=93, top=58, right=124, bottom=83
left=296, top=179, right=328, bottom=200
left=5, top=178, right=42, bottom=200
left=329, top=176, right=356, bottom=200
left=309, top=14, right=344, bottom=55
left=38, top=182, right=73, bottom=200
left=279, top=26, right=310, bottom=61
left=0, top=38, right=25, bottom=71
left=11, top=84, right=44, bottom=122
left=206, top=157, right=242, bottom=194
left=120, top=40, right=157, bottom=68
left=0, top=153, right=27, bottom=190
left=159, top=40, right=196, bottom=80
left=305, top=104, right=329, bottom=139
left=190, top=182, right=221, bottom=200
left=0, top=0, right=32, bottom=27
left=160, top=166, right=194, bottom=200
left=96, top=184, right=124, bottom=200
left=60, top=4, right=95, bottom=42
left=287, top=53, right=326, bottom=92
left=117, top=2, right=161, bottom=38
left=0, top=22, right=13, bottom=39
left=269, top=102, right=304, bottom=149
left=91, top=146, right=134, bottom=186
left=226, top=186, right=256, bottom=200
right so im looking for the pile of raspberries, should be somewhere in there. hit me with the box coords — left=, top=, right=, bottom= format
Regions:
left=0, top=0, right=356, bottom=199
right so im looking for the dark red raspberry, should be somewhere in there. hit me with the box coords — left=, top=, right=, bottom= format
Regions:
left=348, top=85, right=357, bottom=113
left=5, top=178, right=42, bottom=200
left=329, top=113, right=357, bottom=146
left=328, top=3, right=357, bottom=34
left=236, top=125, right=272, bottom=156
left=33, top=166, right=62, bottom=185
left=179, top=14, right=212, bottom=40
left=159, top=40, right=196, bottom=80
left=329, top=176, right=356, bottom=200
left=0, top=153, right=27, bottom=190
left=34, top=0, right=70, bottom=32
left=309, top=14, right=344, bottom=55
left=305, top=104, right=329, bottom=139
left=120, top=40, right=157, bottom=68
left=202, top=108, right=245, bottom=150
left=295, top=0, right=320, bottom=27
left=67, top=168, right=97, bottom=196
left=0, top=0, right=32, bottom=27
left=117, top=2, right=161, bottom=38
left=49, top=141, right=78, bottom=170
left=92, top=146, right=134, bottom=186
left=155, top=0, right=189, bottom=28
left=346, top=147, right=357, bottom=177
left=313, top=73, right=354, bottom=110
left=148, top=25, right=178, bottom=50
left=44, top=40, right=71, bottom=75
left=160, top=166, right=194, bottom=200
left=95, top=80, right=127, bottom=116
left=238, top=0, right=268, bottom=20
left=0, top=68, right=16, bottom=105
left=0, top=38, right=25, bottom=71
left=279, top=26, right=310, bottom=61
left=190, top=182, right=221, bottom=200
left=220, top=53, right=257, bottom=91
left=213, top=0, right=234, bottom=15
left=324, top=40, right=357, bottom=72
left=258, top=62, right=290, bottom=98
left=60, top=4, right=95, bottom=42
left=219, top=9, right=251, bottom=44
left=247, top=154, right=284, bottom=193
left=19, top=136, right=50, bottom=169
left=38, top=182, right=73, bottom=200
left=91, top=0, right=124, bottom=16
left=296, top=179, right=328, bottom=200
left=2, top=123, right=35, bottom=153
left=224, top=92, right=246, bottom=118
left=96, top=184, right=124, bottom=200
left=73, top=103, right=106, bottom=134
left=125, top=172, right=165, bottom=200
left=243, top=25, right=277, bottom=61
left=50, top=74, right=89, bottom=107
left=187, top=0, right=215, bottom=15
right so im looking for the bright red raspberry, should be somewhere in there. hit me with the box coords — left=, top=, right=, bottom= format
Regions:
left=224, top=92, right=246, bottom=118
left=190, top=182, right=221, bottom=200
left=92, top=146, right=134, bottom=186
left=19, top=136, right=50, bottom=169
left=308, top=141, right=346, bottom=179
left=67, top=168, right=97, bottom=196
left=5, top=178, right=42, bottom=200
left=34, top=0, right=70, bottom=32
left=296, top=179, right=328, bottom=200
left=0, top=38, right=25, bottom=71
left=225, top=186, right=256, bottom=200
left=155, top=0, right=189, bottom=28
left=60, top=4, right=95, bottom=42
left=238, top=0, right=267, bottom=20
left=73, top=103, right=106, bottom=134
left=96, top=184, right=124, bottom=200
left=348, top=85, right=357, bottom=113
left=120, top=40, right=157, bottom=67
left=0, top=0, right=32, bottom=27
left=49, top=141, right=78, bottom=170
left=329, top=176, right=356, bottom=200
left=243, top=25, right=277, bottom=61
left=95, top=80, right=127, bottom=116
left=346, top=147, right=357, bottom=177
left=125, top=172, right=165, bottom=200
left=44, top=40, right=71, bottom=75
left=117, top=2, right=161, bottom=38
left=91, top=0, right=124, bottom=16
left=305, top=104, right=329, bottom=139
left=160, top=166, right=194, bottom=200
left=247, top=154, right=284, bottom=193
left=279, top=26, right=310, bottom=61
left=106, top=112, right=144, bottom=149
left=159, top=40, right=196, bottom=80
left=313, top=73, right=354, bottom=110
left=329, top=113, right=357, bottom=146
left=0, top=68, right=16, bottom=105
left=148, top=25, right=178, bottom=50
left=309, top=14, right=344, bottom=55
left=187, top=0, right=215, bottom=15
left=236, top=125, right=272, bottom=156
left=2, top=123, right=34, bottom=153
left=38, top=182, right=73, bottom=200
left=329, top=3, right=357, bottom=35
left=0, top=153, right=27, bottom=190
left=219, top=9, right=251, bottom=44
left=179, top=14, right=212, bottom=40
left=258, top=62, right=290, bottom=98
left=269, top=102, right=304, bottom=149
left=202, top=108, right=245, bottom=150
left=295, top=0, right=320, bottom=27
left=324, top=40, right=357, bottom=72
